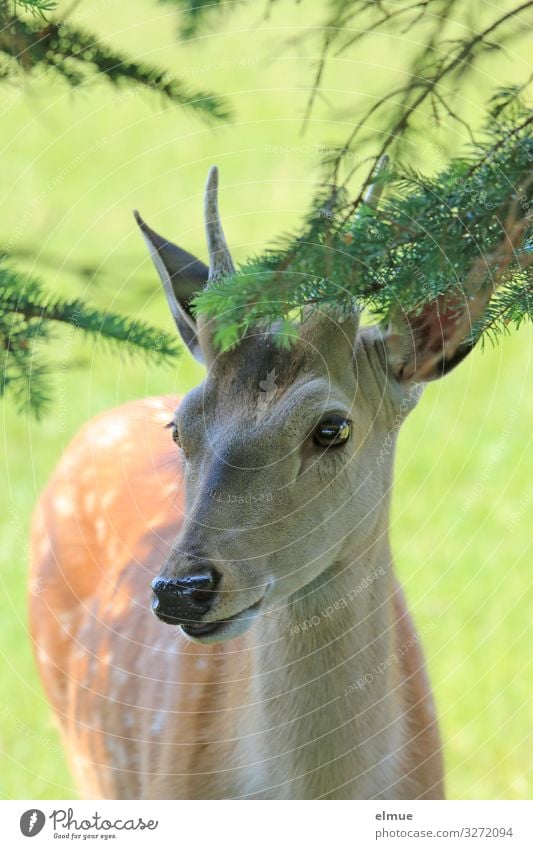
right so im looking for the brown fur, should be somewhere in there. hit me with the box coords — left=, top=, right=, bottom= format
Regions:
left=29, top=162, right=490, bottom=800
left=30, top=389, right=444, bottom=799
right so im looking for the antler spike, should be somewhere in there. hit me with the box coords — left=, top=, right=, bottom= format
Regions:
left=204, top=165, right=235, bottom=283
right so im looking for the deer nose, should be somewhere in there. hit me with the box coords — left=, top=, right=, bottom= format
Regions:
left=151, top=567, right=220, bottom=625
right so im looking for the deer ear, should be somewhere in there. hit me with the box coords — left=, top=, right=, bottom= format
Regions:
left=133, top=210, right=208, bottom=364
left=385, top=291, right=480, bottom=382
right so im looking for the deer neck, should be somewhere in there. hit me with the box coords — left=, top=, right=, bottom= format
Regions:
left=238, top=533, right=405, bottom=799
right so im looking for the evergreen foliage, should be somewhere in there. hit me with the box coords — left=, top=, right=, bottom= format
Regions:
left=0, top=0, right=229, bottom=120
left=0, top=0, right=229, bottom=416
left=158, top=0, right=226, bottom=40
left=0, top=262, right=179, bottom=415
left=194, top=99, right=532, bottom=351
left=163, top=0, right=533, bottom=352
left=1, top=1, right=531, bottom=412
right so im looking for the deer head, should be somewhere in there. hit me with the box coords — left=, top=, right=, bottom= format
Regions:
left=135, top=166, right=482, bottom=643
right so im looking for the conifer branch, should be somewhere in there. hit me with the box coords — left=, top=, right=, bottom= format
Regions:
left=0, top=0, right=230, bottom=120
left=193, top=108, right=532, bottom=353
left=1, top=263, right=179, bottom=415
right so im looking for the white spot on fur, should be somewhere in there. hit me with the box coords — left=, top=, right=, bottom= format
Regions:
left=37, top=647, right=50, bottom=664
left=102, top=491, right=117, bottom=508
left=93, top=418, right=128, bottom=447
left=145, top=398, right=169, bottom=415
left=147, top=513, right=167, bottom=529
left=73, top=754, right=91, bottom=772
left=53, top=495, right=73, bottom=516
left=38, top=537, right=51, bottom=559
left=95, top=517, right=107, bottom=541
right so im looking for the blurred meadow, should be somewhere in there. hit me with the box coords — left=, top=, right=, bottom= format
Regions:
left=0, top=0, right=531, bottom=799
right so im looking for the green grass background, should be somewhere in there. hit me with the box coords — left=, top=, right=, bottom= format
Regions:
left=0, top=0, right=531, bottom=799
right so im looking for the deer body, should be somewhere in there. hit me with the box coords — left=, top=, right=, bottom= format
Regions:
left=30, top=164, right=486, bottom=800
left=31, top=388, right=442, bottom=800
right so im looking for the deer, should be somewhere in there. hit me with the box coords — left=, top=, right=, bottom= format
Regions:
left=31, top=162, right=504, bottom=801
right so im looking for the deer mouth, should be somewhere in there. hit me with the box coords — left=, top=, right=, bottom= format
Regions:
left=180, top=597, right=264, bottom=643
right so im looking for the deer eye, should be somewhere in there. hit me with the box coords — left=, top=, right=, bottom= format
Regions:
left=313, top=415, right=351, bottom=448
left=167, top=421, right=181, bottom=448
